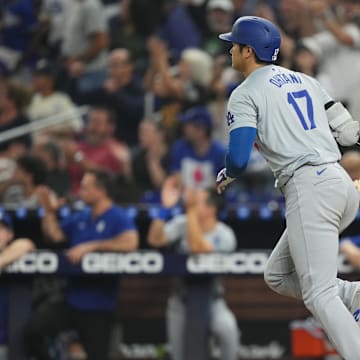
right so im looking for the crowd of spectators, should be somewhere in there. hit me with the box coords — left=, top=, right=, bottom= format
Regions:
left=1, top=0, right=360, bottom=359
left=0, top=0, right=360, bottom=208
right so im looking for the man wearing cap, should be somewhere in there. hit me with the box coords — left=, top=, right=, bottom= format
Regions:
left=163, top=106, right=226, bottom=203
left=0, top=211, right=35, bottom=359
left=203, top=0, right=235, bottom=57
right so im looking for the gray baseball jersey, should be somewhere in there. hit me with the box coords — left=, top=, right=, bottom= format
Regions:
left=164, top=214, right=236, bottom=253
left=227, top=65, right=340, bottom=186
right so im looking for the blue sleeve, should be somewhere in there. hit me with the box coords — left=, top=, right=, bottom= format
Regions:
left=226, top=127, right=257, bottom=178
left=115, top=209, right=137, bottom=233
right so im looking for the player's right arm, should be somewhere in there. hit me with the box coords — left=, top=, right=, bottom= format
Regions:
left=226, top=127, right=257, bottom=177
left=217, top=86, right=258, bottom=193
left=217, top=127, right=256, bottom=194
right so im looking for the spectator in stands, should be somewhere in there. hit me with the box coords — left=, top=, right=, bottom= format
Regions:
left=340, top=150, right=360, bottom=181
left=0, top=211, right=35, bottom=271
left=39, top=0, right=70, bottom=60
left=73, top=48, right=145, bottom=146
left=290, top=44, right=319, bottom=77
left=0, top=0, right=44, bottom=76
left=61, top=0, right=109, bottom=92
left=24, top=169, right=139, bottom=360
left=202, top=0, right=234, bottom=58
left=145, top=38, right=213, bottom=141
left=156, top=0, right=202, bottom=56
left=27, top=60, right=83, bottom=143
left=163, top=106, right=226, bottom=204
left=0, top=154, right=47, bottom=210
left=0, top=210, right=35, bottom=360
left=147, top=186, right=239, bottom=360
left=301, top=0, right=360, bottom=117
left=278, top=0, right=316, bottom=39
left=108, top=0, right=148, bottom=68
left=61, top=106, right=131, bottom=195
left=131, top=119, right=170, bottom=201
left=128, top=0, right=201, bottom=57
left=0, top=80, right=32, bottom=160
left=32, top=140, right=71, bottom=198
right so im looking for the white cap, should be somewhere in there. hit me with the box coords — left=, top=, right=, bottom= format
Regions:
left=207, top=0, right=234, bottom=12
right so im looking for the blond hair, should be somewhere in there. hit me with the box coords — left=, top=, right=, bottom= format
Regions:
left=181, top=48, right=214, bottom=87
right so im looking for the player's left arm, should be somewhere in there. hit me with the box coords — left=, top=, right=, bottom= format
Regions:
left=216, top=126, right=256, bottom=193
left=311, top=75, right=360, bottom=146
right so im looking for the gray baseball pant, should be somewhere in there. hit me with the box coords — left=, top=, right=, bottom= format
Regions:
left=166, top=295, right=239, bottom=360
left=264, top=162, right=360, bottom=360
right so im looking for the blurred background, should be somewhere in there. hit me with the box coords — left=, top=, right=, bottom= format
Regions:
left=1, top=0, right=360, bottom=359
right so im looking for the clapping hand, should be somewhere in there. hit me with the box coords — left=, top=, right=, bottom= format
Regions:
left=36, top=186, right=60, bottom=212
left=161, top=176, right=182, bottom=208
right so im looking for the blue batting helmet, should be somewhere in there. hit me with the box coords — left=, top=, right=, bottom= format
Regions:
left=219, top=16, right=281, bottom=62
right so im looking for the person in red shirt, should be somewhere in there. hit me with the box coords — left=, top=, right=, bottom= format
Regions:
left=61, top=106, right=130, bottom=195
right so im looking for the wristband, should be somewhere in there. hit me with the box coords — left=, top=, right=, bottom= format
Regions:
left=151, top=206, right=171, bottom=221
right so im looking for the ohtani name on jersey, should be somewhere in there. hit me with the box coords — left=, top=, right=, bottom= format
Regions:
left=269, top=72, right=302, bottom=88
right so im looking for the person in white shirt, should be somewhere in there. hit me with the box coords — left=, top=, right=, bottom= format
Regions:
left=27, top=60, right=83, bottom=142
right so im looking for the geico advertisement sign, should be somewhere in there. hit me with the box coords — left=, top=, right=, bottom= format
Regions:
left=187, top=252, right=356, bottom=275
left=118, top=341, right=286, bottom=359
left=82, top=252, right=164, bottom=274
left=5, top=252, right=58, bottom=273
left=187, top=252, right=270, bottom=274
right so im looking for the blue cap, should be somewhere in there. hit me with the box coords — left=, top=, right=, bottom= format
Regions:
left=0, top=211, right=12, bottom=229
left=179, top=106, right=213, bottom=130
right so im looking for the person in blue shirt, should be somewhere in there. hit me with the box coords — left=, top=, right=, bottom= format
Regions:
left=24, top=169, right=139, bottom=360
left=0, top=0, right=42, bottom=74
left=163, top=106, right=226, bottom=206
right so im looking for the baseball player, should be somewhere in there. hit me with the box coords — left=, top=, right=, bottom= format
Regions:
left=216, top=16, right=360, bottom=359
left=147, top=187, right=239, bottom=360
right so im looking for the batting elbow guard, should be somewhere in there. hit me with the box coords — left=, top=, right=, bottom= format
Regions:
left=327, top=102, right=359, bottom=146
